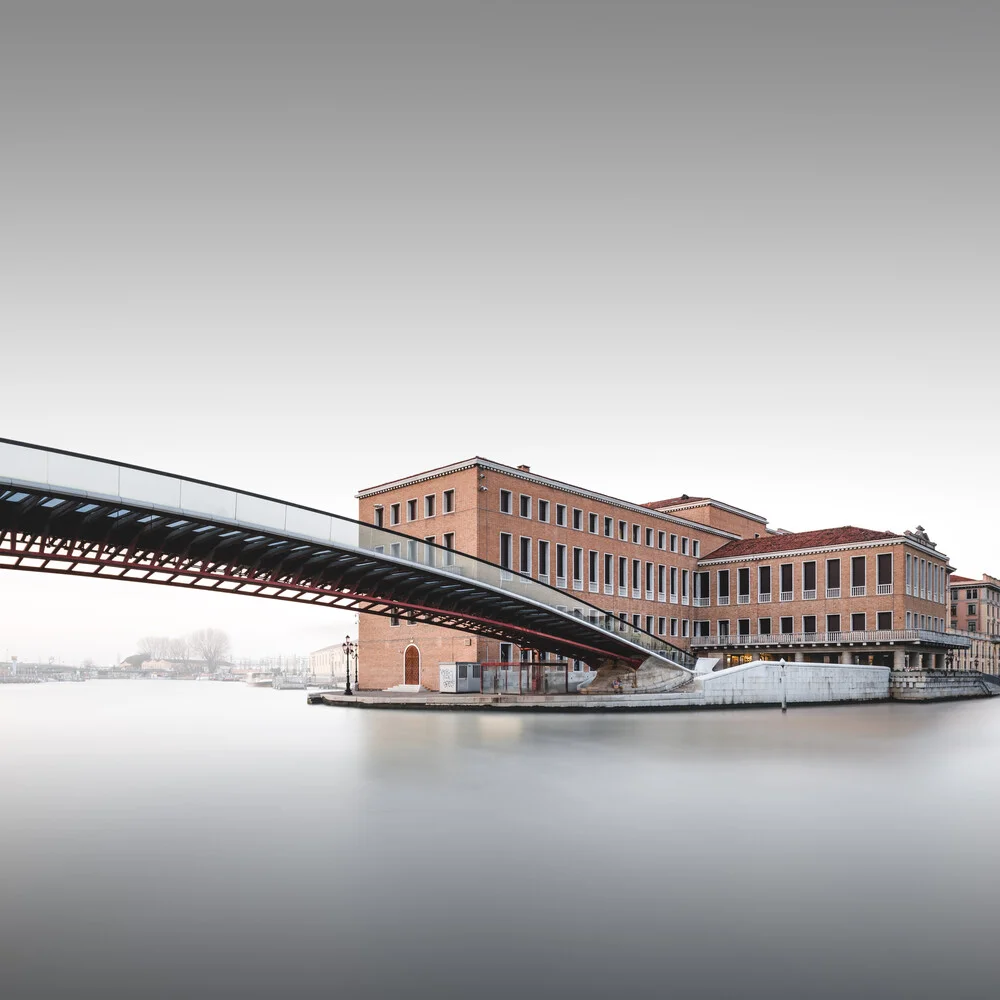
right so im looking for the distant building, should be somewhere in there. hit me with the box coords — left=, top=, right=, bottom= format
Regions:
left=949, top=574, right=1000, bottom=675
left=309, top=644, right=349, bottom=683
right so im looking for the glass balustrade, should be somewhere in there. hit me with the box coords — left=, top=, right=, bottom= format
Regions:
left=0, top=439, right=693, bottom=668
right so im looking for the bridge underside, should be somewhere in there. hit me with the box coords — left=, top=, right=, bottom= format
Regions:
left=0, top=482, right=646, bottom=667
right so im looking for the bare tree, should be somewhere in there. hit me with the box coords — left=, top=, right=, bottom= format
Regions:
left=138, top=636, right=171, bottom=661
left=166, top=636, right=190, bottom=663
left=189, top=628, right=231, bottom=671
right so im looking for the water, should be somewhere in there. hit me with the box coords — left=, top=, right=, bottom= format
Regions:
left=2, top=683, right=1000, bottom=1000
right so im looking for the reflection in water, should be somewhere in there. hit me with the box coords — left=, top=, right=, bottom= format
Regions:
left=2, top=683, right=1000, bottom=999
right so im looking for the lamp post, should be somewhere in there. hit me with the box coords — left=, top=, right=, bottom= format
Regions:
left=342, top=636, right=355, bottom=696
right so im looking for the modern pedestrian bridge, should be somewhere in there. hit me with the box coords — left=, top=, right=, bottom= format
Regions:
left=0, top=439, right=693, bottom=672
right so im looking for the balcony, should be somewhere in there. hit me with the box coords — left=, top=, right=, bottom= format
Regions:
left=826, top=587, right=841, bottom=598
left=803, top=589, right=817, bottom=600
left=851, top=586, right=866, bottom=597
left=693, top=597, right=710, bottom=607
left=738, top=594, right=750, bottom=604
left=717, top=595, right=730, bottom=606
left=758, top=592, right=772, bottom=603
left=877, top=583, right=893, bottom=595
left=690, top=628, right=972, bottom=650
left=780, top=591, right=793, bottom=602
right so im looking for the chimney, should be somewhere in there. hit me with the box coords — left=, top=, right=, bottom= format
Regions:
left=517, top=464, right=530, bottom=472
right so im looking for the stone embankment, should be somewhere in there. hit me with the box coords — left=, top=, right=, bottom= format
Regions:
left=890, top=670, right=1000, bottom=702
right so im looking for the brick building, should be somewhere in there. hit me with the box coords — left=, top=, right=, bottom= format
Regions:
left=949, top=574, right=1000, bottom=675
left=355, top=460, right=969, bottom=689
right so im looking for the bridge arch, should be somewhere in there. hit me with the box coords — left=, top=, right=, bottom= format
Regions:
left=0, top=438, right=694, bottom=673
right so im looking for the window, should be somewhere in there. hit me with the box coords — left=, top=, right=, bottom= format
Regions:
left=443, top=489, right=455, bottom=513
left=906, top=554, right=912, bottom=594
left=500, top=642, right=512, bottom=663
left=877, top=611, right=892, bottom=630
left=443, top=533, right=455, bottom=565
left=406, top=499, right=418, bottom=521
left=877, top=553, right=892, bottom=594
left=604, top=553, right=613, bottom=590
left=389, top=542, right=401, bottom=558
left=657, top=530, right=666, bottom=549
left=424, top=494, right=436, bottom=518
left=803, top=561, right=817, bottom=599
left=390, top=503, right=401, bottom=525
left=694, top=571, right=710, bottom=606
left=632, top=614, right=641, bottom=629
left=759, top=617, right=772, bottom=635
left=658, top=564, right=666, bottom=596
left=969, top=621, right=977, bottom=632
left=694, top=620, right=710, bottom=637
left=519, top=495, right=531, bottom=518
left=603, top=516, right=613, bottom=537
left=572, top=547, right=583, bottom=586
left=670, top=534, right=678, bottom=553
left=499, top=533, right=512, bottom=570
left=389, top=610, right=400, bottom=627
left=538, top=540, right=549, bottom=577
left=499, top=490, right=512, bottom=514
left=827, top=614, right=841, bottom=632
left=758, top=565, right=772, bottom=601
left=619, top=556, right=628, bottom=592
left=802, top=615, right=816, bottom=634
left=780, top=564, right=793, bottom=601
left=632, top=559, right=641, bottom=593
left=537, top=499, right=549, bottom=522
left=718, top=620, right=730, bottom=636
left=692, top=540, right=700, bottom=557
left=618, top=520, right=627, bottom=541
left=738, top=567, right=750, bottom=603
left=682, top=620, right=690, bottom=638
left=738, top=618, right=750, bottom=636
left=573, top=508, right=583, bottom=531
left=658, top=617, right=666, bottom=635
left=556, top=544, right=567, bottom=583
left=851, top=556, right=866, bottom=596
left=519, top=536, right=531, bottom=575
left=967, top=588, right=979, bottom=599
left=670, top=618, right=678, bottom=637
left=645, top=527, right=654, bottom=547
left=632, top=523, right=641, bottom=544
left=781, top=617, right=794, bottom=634
left=717, top=570, right=730, bottom=605
left=968, top=604, right=977, bottom=616
left=826, top=558, right=841, bottom=597
left=681, top=537, right=689, bottom=555
left=556, top=504, right=567, bottom=527
left=906, top=612, right=912, bottom=628
left=589, top=550, right=599, bottom=587
left=681, top=569, right=689, bottom=601
left=851, top=612, right=866, bottom=632
left=373, top=506, right=384, bottom=528
left=589, top=512, right=598, bottom=534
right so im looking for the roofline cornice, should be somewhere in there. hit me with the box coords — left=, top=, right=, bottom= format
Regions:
left=357, top=459, right=741, bottom=540
left=648, top=497, right=768, bottom=525
left=697, top=536, right=954, bottom=568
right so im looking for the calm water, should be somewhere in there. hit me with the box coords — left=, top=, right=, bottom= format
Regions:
left=2, top=683, right=1000, bottom=1000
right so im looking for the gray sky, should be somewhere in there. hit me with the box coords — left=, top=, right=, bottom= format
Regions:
left=1, top=1, right=998, bottom=663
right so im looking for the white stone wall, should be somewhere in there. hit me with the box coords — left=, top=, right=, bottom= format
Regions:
left=700, top=660, right=890, bottom=706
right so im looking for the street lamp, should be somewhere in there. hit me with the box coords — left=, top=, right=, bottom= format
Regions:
left=342, top=635, right=356, bottom=696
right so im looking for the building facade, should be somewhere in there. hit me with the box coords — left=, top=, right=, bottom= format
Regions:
left=949, top=574, right=1000, bottom=675
left=308, top=644, right=350, bottom=684
left=355, top=459, right=970, bottom=690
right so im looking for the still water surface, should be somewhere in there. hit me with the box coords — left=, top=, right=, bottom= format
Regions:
left=2, top=682, right=1000, bottom=999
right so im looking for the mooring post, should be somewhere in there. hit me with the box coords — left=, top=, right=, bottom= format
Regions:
left=780, top=657, right=787, bottom=713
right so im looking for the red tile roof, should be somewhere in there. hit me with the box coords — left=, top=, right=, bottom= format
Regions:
left=949, top=575, right=975, bottom=583
left=643, top=495, right=709, bottom=509
left=704, top=526, right=898, bottom=560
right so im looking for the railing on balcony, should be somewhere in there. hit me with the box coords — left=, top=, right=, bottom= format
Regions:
left=826, top=587, right=840, bottom=598
left=780, top=591, right=793, bottom=602
left=717, top=595, right=730, bottom=606
left=690, top=628, right=972, bottom=649
left=737, top=594, right=750, bottom=604
left=803, top=589, right=817, bottom=600
left=693, top=597, right=710, bottom=607
left=877, top=583, right=893, bottom=595
left=758, top=592, right=771, bottom=603
left=851, top=586, right=866, bottom=597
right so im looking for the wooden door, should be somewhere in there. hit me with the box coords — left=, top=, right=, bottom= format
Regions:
left=404, top=645, right=420, bottom=685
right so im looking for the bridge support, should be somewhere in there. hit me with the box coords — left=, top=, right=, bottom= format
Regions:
left=582, top=656, right=692, bottom=695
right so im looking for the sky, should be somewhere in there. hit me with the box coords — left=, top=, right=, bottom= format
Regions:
left=1, top=1, right=998, bottom=664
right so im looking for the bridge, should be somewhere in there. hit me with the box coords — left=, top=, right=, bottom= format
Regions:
left=0, top=439, right=693, bottom=673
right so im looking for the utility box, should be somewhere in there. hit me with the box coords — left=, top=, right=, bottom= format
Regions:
left=438, top=662, right=480, bottom=693
left=438, top=662, right=457, bottom=693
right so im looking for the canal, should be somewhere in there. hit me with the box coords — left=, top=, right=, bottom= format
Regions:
left=2, top=682, right=999, bottom=998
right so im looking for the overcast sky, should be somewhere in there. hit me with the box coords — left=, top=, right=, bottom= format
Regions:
left=1, top=1, right=998, bottom=664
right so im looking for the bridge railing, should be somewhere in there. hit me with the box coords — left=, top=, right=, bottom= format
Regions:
left=0, top=439, right=694, bottom=669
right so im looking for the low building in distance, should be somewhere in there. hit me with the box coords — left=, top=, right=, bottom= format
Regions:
left=308, top=644, right=350, bottom=684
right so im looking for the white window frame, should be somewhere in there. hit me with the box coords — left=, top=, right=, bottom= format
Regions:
left=499, top=489, right=512, bottom=515
left=519, top=494, right=532, bottom=519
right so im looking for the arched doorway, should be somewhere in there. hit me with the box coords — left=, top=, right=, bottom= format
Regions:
left=404, top=645, right=420, bottom=685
